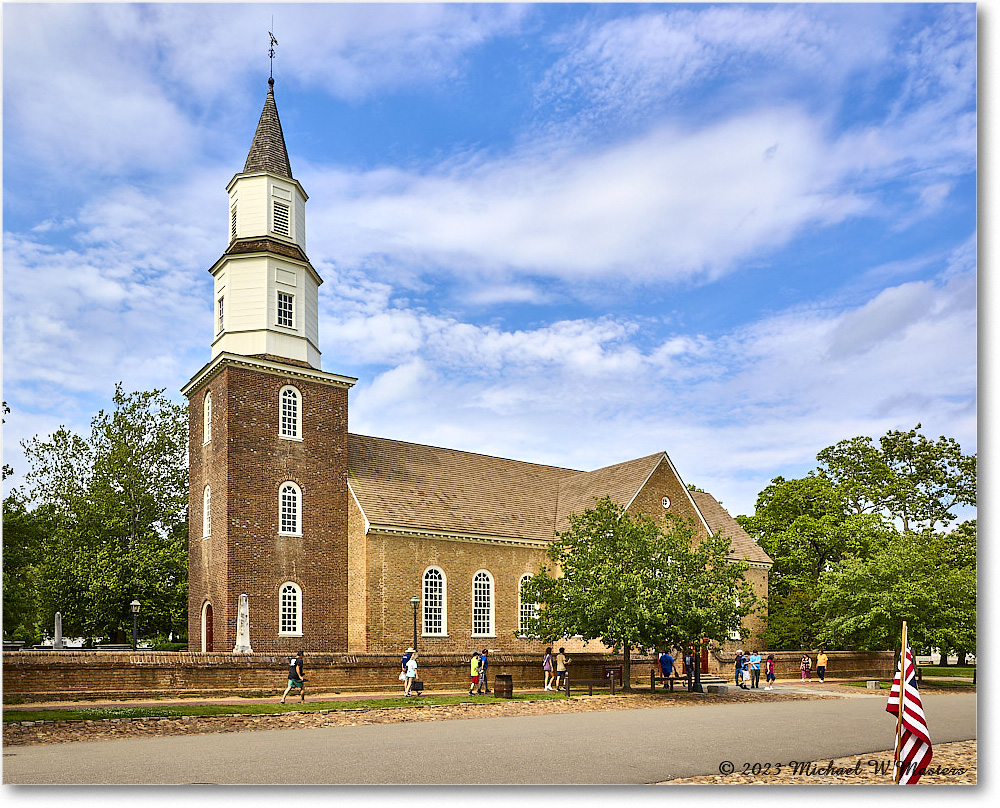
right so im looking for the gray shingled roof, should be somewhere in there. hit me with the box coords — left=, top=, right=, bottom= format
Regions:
left=689, top=490, right=772, bottom=565
left=244, top=80, right=293, bottom=178
left=346, top=434, right=771, bottom=565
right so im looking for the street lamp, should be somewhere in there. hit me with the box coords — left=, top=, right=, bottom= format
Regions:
left=410, top=596, right=420, bottom=652
left=130, top=600, right=141, bottom=651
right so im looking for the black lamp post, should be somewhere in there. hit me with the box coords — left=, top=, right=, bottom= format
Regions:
left=410, top=596, right=420, bottom=652
left=130, top=600, right=141, bottom=651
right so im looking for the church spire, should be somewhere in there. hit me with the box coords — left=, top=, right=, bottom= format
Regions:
left=243, top=78, right=293, bottom=178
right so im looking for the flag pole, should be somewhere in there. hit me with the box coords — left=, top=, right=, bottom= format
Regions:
left=893, top=620, right=907, bottom=784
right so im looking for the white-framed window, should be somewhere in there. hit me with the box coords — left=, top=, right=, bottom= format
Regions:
left=422, top=567, right=447, bottom=636
left=729, top=597, right=742, bottom=641
left=217, top=296, right=225, bottom=334
left=203, top=390, right=212, bottom=444
left=279, top=386, right=301, bottom=439
left=230, top=204, right=237, bottom=241
left=277, top=291, right=294, bottom=328
left=279, top=482, right=301, bottom=535
left=472, top=570, right=494, bottom=637
left=273, top=200, right=290, bottom=237
left=518, top=574, right=539, bottom=635
left=279, top=582, right=302, bottom=635
left=202, top=485, right=211, bottom=538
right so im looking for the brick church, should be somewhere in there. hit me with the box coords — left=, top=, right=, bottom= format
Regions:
left=183, top=79, right=772, bottom=656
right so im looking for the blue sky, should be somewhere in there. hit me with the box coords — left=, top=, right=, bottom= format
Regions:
left=2, top=3, right=979, bottom=519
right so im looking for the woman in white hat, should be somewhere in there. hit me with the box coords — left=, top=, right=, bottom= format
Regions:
left=400, top=647, right=416, bottom=694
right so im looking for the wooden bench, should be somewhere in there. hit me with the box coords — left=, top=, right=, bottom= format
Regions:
left=564, top=672, right=619, bottom=696
left=650, top=669, right=687, bottom=692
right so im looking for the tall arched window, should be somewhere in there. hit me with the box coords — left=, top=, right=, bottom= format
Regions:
left=422, top=567, right=447, bottom=636
left=472, top=570, right=494, bottom=637
left=279, top=482, right=301, bottom=535
left=279, top=386, right=301, bottom=439
left=203, top=390, right=212, bottom=443
left=202, top=485, right=211, bottom=537
left=518, top=574, right=538, bottom=635
left=279, top=582, right=302, bottom=635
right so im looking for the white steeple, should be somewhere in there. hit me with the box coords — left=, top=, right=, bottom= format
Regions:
left=209, top=78, right=322, bottom=368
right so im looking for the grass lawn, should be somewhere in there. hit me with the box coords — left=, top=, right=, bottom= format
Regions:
left=2, top=692, right=566, bottom=724
left=842, top=679, right=975, bottom=690
left=918, top=666, right=976, bottom=678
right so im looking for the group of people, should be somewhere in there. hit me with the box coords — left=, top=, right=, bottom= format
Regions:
left=468, top=649, right=492, bottom=694
left=541, top=647, right=569, bottom=690
left=733, top=650, right=775, bottom=689
left=800, top=650, right=828, bottom=682
left=400, top=647, right=419, bottom=695
left=656, top=647, right=700, bottom=689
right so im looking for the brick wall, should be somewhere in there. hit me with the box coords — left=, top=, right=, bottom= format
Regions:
left=2, top=650, right=653, bottom=703
left=709, top=650, right=896, bottom=680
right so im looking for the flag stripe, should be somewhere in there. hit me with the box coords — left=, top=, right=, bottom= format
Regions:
left=885, top=643, right=933, bottom=784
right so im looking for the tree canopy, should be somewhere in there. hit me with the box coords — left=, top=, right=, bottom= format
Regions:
left=738, top=425, right=975, bottom=654
left=520, top=497, right=756, bottom=688
left=5, top=385, right=188, bottom=644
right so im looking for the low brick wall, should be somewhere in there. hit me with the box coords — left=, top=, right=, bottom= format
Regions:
left=2, top=650, right=656, bottom=703
left=709, top=650, right=896, bottom=680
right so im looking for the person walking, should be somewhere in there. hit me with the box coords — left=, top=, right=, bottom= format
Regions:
left=404, top=652, right=418, bottom=696
left=400, top=646, right=415, bottom=695
left=683, top=648, right=696, bottom=691
left=734, top=650, right=745, bottom=688
left=280, top=651, right=306, bottom=703
left=659, top=648, right=676, bottom=682
left=749, top=650, right=761, bottom=688
left=764, top=654, right=776, bottom=689
left=555, top=648, right=569, bottom=689
left=801, top=653, right=812, bottom=682
left=543, top=647, right=554, bottom=690
left=816, top=649, right=828, bottom=683
left=469, top=651, right=481, bottom=695
left=477, top=649, right=490, bottom=694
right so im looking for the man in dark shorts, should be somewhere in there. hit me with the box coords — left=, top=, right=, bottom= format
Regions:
left=281, top=651, right=306, bottom=703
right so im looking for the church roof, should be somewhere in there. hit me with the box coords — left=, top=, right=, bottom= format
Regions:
left=347, top=434, right=771, bottom=564
left=689, top=490, right=772, bottom=565
left=243, top=79, right=293, bottom=178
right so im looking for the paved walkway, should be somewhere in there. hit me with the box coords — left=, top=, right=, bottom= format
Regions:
left=5, top=677, right=887, bottom=713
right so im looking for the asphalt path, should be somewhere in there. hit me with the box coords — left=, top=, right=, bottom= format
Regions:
left=3, top=692, right=976, bottom=785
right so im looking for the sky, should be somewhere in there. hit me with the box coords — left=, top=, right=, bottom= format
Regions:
left=2, top=2, right=979, bottom=520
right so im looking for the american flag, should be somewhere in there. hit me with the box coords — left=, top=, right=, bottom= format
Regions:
left=885, top=643, right=933, bottom=784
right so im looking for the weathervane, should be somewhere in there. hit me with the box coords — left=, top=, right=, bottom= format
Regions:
left=269, top=27, right=278, bottom=80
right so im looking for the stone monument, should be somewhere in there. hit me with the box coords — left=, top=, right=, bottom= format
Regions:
left=53, top=612, right=64, bottom=650
left=232, top=593, right=253, bottom=653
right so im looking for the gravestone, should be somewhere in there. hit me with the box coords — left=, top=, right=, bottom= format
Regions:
left=53, top=612, right=64, bottom=650
left=232, top=593, right=253, bottom=653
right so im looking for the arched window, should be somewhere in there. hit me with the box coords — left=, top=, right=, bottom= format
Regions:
left=203, top=390, right=212, bottom=443
left=518, top=574, right=539, bottom=635
left=279, top=386, right=301, bottom=439
left=279, top=582, right=302, bottom=635
left=279, top=482, right=301, bottom=535
left=422, top=567, right=447, bottom=636
left=202, top=485, right=211, bottom=537
left=472, top=570, right=494, bottom=637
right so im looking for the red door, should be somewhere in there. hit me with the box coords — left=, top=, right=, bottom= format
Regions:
left=700, top=639, right=708, bottom=674
left=205, top=604, right=214, bottom=652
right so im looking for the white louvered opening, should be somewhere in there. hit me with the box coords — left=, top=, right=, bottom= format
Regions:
left=273, top=201, right=290, bottom=237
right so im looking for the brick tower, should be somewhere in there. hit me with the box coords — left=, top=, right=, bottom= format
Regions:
left=183, top=78, right=356, bottom=653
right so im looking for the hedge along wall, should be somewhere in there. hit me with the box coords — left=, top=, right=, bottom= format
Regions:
left=1, top=651, right=655, bottom=703
left=3, top=649, right=896, bottom=703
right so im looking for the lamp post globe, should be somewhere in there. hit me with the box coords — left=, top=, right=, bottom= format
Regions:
left=130, top=600, right=141, bottom=651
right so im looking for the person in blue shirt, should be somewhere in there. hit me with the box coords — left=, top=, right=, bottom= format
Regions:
left=477, top=649, right=490, bottom=694
left=749, top=650, right=762, bottom=689
left=659, top=649, right=676, bottom=680
left=734, top=650, right=745, bottom=688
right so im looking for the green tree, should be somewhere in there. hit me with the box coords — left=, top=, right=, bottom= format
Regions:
left=520, top=497, right=756, bottom=689
left=20, top=385, right=189, bottom=644
left=815, top=529, right=976, bottom=654
left=2, top=491, right=54, bottom=644
left=816, top=425, right=976, bottom=532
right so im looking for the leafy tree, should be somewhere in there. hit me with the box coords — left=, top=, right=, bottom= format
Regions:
left=2, top=491, right=54, bottom=644
left=520, top=497, right=756, bottom=689
left=19, top=385, right=188, bottom=644
left=816, top=425, right=976, bottom=532
left=815, top=529, right=976, bottom=654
